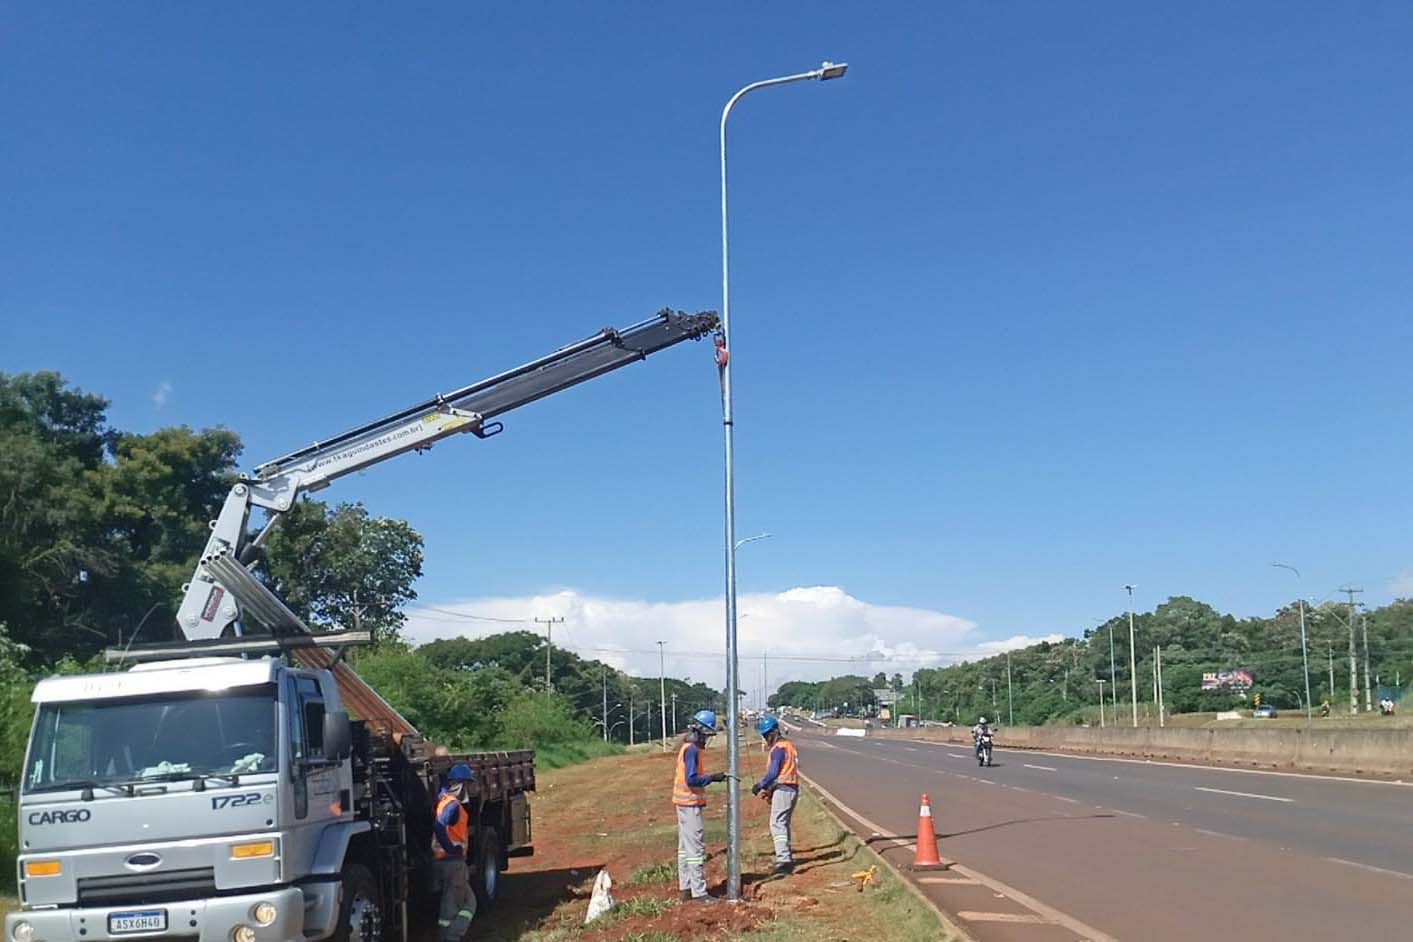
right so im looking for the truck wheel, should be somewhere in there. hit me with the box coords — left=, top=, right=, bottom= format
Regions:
left=336, top=862, right=384, bottom=942
left=473, top=826, right=502, bottom=910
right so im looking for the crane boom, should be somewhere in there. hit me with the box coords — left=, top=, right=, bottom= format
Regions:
left=173, top=307, right=717, bottom=641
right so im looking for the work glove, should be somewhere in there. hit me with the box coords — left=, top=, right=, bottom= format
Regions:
left=750, top=783, right=761, bottom=796
left=708, top=772, right=727, bottom=784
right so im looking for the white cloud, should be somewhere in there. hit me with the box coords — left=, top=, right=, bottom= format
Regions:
left=152, top=381, right=172, bottom=408
left=403, top=585, right=984, bottom=699
left=1390, top=570, right=1413, bottom=599
left=976, top=633, right=1066, bottom=654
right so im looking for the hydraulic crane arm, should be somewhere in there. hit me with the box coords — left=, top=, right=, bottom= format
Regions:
left=173, top=308, right=718, bottom=642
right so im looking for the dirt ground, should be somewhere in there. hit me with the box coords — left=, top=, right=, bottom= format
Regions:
left=472, top=743, right=950, bottom=942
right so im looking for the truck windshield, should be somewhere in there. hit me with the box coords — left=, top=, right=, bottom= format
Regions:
left=25, top=684, right=278, bottom=792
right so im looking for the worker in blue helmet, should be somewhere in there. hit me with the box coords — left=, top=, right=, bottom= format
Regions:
left=431, top=763, right=476, bottom=941
left=750, top=715, right=800, bottom=874
left=673, top=709, right=728, bottom=901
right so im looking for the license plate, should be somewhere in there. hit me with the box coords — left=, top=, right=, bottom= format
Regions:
left=108, top=910, right=166, bottom=935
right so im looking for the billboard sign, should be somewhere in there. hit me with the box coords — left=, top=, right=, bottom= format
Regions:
left=874, top=688, right=900, bottom=705
left=1202, top=669, right=1254, bottom=691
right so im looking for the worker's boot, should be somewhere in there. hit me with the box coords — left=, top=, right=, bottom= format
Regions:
left=774, top=861, right=794, bottom=876
left=679, top=890, right=692, bottom=902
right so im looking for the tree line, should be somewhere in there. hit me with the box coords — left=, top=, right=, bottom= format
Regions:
left=773, top=595, right=1413, bottom=725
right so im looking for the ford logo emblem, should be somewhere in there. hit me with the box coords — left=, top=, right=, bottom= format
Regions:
left=125, top=853, right=161, bottom=871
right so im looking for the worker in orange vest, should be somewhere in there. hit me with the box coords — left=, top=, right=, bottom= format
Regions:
left=750, top=715, right=799, bottom=874
left=674, top=709, right=727, bottom=901
left=431, top=764, right=476, bottom=941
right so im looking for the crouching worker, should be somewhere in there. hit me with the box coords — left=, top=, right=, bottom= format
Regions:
left=674, top=709, right=728, bottom=902
left=750, top=715, right=799, bottom=874
left=432, top=764, right=476, bottom=941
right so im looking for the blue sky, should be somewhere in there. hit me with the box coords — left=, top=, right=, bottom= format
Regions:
left=4, top=3, right=1411, bottom=681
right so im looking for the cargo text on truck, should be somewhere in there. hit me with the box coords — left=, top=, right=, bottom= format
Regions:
left=6, top=309, right=718, bottom=942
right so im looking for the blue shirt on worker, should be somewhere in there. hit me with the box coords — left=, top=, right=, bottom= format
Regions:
left=680, top=743, right=713, bottom=788
left=755, top=743, right=798, bottom=792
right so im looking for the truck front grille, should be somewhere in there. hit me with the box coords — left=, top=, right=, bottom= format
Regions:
left=77, top=867, right=218, bottom=906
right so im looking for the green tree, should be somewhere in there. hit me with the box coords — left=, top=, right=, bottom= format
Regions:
left=262, top=501, right=423, bottom=643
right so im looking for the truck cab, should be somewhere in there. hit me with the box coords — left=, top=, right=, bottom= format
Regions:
left=7, top=657, right=360, bottom=942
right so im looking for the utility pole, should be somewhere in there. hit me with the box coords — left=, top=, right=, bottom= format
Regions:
left=1327, top=640, right=1335, bottom=703
left=1097, top=679, right=1107, bottom=727
left=1124, top=585, right=1139, bottom=727
left=601, top=664, right=608, bottom=742
left=1361, top=612, right=1373, bottom=714
left=534, top=616, right=563, bottom=696
left=1341, top=587, right=1362, bottom=715
left=763, top=648, right=768, bottom=712
left=1156, top=645, right=1165, bottom=727
left=1006, top=651, right=1014, bottom=726
left=628, top=685, right=635, bottom=747
left=657, top=641, right=668, bottom=751
left=671, top=692, right=678, bottom=734
left=1106, top=620, right=1118, bottom=715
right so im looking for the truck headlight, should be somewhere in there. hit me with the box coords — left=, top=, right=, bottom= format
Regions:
left=252, top=902, right=277, bottom=927
left=12, top=922, right=34, bottom=942
left=232, top=925, right=256, bottom=942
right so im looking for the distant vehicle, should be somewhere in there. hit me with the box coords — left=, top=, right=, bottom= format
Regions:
left=1254, top=703, right=1278, bottom=718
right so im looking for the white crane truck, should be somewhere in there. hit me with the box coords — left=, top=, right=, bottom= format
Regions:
left=5, top=309, right=718, bottom=942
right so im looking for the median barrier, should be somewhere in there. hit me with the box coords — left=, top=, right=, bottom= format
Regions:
left=865, top=724, right=1413, bottom=776
left=834, top=727, right=866, bottom=738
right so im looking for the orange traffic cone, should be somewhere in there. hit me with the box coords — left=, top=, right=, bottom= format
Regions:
left=912, top=793, right=944, bottom=870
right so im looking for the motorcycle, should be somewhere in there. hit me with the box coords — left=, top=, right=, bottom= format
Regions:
left=975, top=731, right=994, bottom=767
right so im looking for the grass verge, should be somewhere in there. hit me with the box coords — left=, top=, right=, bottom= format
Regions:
left=470, top=747, right=955, bottom=941
left=531, top=738, right=624, bottom=770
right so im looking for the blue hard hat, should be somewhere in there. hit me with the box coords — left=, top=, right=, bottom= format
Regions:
left=757, top=715, right=780, bottom=736
left=691, top=709, right=718, bottom=731
left=447, top=763, right=474, bottom=782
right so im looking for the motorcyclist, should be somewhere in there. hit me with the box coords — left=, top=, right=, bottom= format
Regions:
left=972, top=717, right=992, bottom=759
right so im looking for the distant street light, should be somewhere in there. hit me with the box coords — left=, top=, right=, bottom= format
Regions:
left=735, top=532, right=772, bottom=551
left=1272, top=563, right=1313, bottom=723
left=1123, top=585, right=1139, bottom=727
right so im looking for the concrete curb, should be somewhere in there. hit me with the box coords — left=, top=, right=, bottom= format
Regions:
left=799, top=772, right=977, bottom=942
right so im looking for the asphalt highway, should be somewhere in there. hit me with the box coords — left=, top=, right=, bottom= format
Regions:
left=796, top=730, right=1413, bottom=941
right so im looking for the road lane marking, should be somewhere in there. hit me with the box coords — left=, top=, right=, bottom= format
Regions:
left=903, top=746, right=919, bottom=752
left=1194, top=786, right=1292, bottom=803
left=948, top=753, right=968, bottom=759
left=1323, top=857, right=1413, bottom=880
left=958, top=912, right=1050, bottom=924
left=966, top=743, right=1413, bottom=788
left=1107, top=808, right=1146, bottom=818
left=1023, top=764, right=1057, bottom=772
left=801, top=771, right=1119, bottom=942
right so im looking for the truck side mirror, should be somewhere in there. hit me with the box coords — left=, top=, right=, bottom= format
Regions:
left=323, top=711, right=352, bottom=760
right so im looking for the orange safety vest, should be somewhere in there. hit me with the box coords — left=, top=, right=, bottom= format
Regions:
left=673, top=742, right=707, bottom=807
left=431, top=791, right=469, bottom=858
left=774, top=739, right=799, bottom=787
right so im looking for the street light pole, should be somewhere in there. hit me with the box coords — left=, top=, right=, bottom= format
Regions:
left=1272, top=563, right=1313, bottom=723
left=719, top=62, right=846, bottom=902
left=1097, top=679, right=1107, bottom=727
left=1102, top=618, right=1118, bottom=715
left=657, top=641, right=668, bottom=752
left=1123, top=585, right=1138, bottom=727
left=1006, top=651, right=1014, bottom=726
